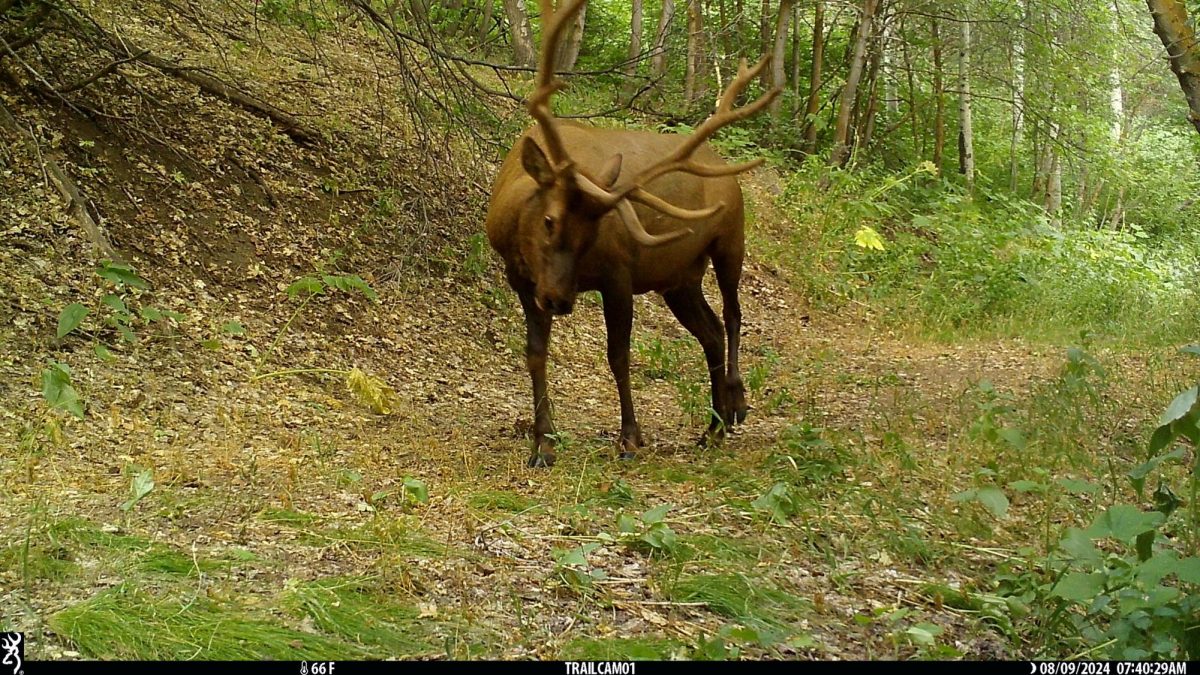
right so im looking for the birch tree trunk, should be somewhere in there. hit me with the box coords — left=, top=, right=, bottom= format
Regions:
left=769, top=0, right=795, bottom=115
left=622, top=0, right=644, bottom=98
left=828, top=0, right=879, bottom=167
left=931, top=16, right=945, bottom=174
left=650, top=0, right=675, bottom=78
left=684, top=0, right=707, bottom=105
left=502, top=0, right=535, bottom=67
left=1009, top=0, right=1027, bottom=191
left=958, top=16, right=975, bottom=190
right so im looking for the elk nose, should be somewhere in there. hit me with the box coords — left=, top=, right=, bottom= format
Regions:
left=538, top=295, right=574, bottom=315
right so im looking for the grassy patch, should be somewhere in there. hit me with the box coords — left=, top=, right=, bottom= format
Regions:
left=307, top=517, right=453, bottom=559
left=559, top=636, right=684, bottom=660
left=284, top=577, right=440, bottom=657
left=49, top=583, right=368, bottom=660
left=665, top=573, right=809, bottom=631
left=136, top=549, right=226, bottom=576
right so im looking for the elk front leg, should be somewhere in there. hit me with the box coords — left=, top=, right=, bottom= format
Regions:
left=600, top=284, right=643, bottom=460
left=517, top=289, right=556, bottom=467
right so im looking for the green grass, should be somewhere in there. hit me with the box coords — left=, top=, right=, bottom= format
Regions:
left=559, top=636, right=684, bottom=660
left=466, top=489, right=537, bottom=513
left=299, top=518, right=460, bottom=563
left=284, top=577, right=441, bottom=657
left=49, top=583, right=369, bottom=660
left=665, top=573, right=809, bottom=631
left=137, top=549, right=226, bottom=576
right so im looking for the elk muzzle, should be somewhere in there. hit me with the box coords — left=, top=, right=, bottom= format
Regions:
left=535, top=251, right=577, bottom=315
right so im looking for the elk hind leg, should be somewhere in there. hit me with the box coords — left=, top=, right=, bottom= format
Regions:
left=662, top=284, right=729, bottom=445
left=713, top=241, right=749, bottom=425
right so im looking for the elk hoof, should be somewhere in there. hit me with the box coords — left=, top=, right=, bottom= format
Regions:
left=618, top=437, right=642, bottom=461
left=734, top=406, right=749, bottom=425
left=528, top=441, right=557, bottom=468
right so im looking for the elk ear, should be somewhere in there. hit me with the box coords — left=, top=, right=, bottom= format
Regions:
left=521, top=137, right=557, bottom=188
left=596, top=154, right=623, bottom=189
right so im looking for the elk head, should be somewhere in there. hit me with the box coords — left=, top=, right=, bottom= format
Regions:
left=517, top=0, right=778, bottom=315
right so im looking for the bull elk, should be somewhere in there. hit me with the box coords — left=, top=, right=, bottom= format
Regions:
left=484, top=0, right=779, bottom=467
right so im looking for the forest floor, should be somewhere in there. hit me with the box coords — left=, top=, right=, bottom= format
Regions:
left=0, top=2, right=1191, bottom=661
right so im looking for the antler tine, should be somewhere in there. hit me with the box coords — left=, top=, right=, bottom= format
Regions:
left=602, top=54, right=781, bottom=203
left=528, top=0, right=588, bottom=166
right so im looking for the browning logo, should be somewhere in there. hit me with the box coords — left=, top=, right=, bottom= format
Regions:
left=0, top=633, right=22, bottom=675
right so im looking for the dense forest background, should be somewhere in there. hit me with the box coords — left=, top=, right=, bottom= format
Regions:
left=3, top=0, right=1200, bottom=663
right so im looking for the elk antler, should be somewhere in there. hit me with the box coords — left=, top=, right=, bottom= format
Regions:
left=527, top=0, right=587, bottom=170
left=527, top=0, right=778, bottom=247
left=574, top=56, right=781, bottom=246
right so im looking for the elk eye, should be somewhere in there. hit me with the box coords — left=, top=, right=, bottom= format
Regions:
left=544, top=216, right=554, bottom=232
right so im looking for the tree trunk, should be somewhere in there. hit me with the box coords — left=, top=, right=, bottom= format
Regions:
left=478, top=0, right=494, bottom=48
left=760, top=0, right=772, bottom=58
left=1145, top=0, right=1200, bottom=134
left=1009, top=0, right=1027, bottom=191
left=651, top=0, right=675, bottom=78
left=1046, top=123, right=1062, bottom=223
left=931, top=16, right=945, bottom=173
left=858, top=30, right=883, bottom=152
left=684, top=0, right=706, bottom=105
left=957, top=16, right=975, bottom=191
left=828, top=0, right=878, bottom=167
left=502, top=0, right=535, bottom=67
left=791, top=2, right=802, bottom=100
left=882, top=6, right=898, bottom=115
left=555, top=1, right=587, bottom=71
left=901, top=15, right=919, bottom=156
left=801, top=0, right=825, bottom=155
left=768, top=0, right=794, bottom=114
left=623, top=0, right=644, bottom=98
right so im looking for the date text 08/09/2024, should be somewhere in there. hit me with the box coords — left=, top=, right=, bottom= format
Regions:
left=1032, top=663, right=1187, bottom=675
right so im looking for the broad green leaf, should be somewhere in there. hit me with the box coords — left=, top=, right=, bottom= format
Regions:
left=1175, top=557, right=1200, bottom=584
left=1136, top=550, right=1179, bottom=586
left=97, top=262, right=149, bottom=289
left=93, top=344, right=115, bottom=362
left=1129, top=447, right=1187, bottom=496
left=221, top=321, right=247, bottom=335
left=1159, top=387, right=1199, bottom=427
left=322, top=274, right=379, bottom=301
left=41, top=362, right=84, bottom=419
left=853, top=226, right=886, bottom=251
left=1057, top=477, right=1100, bottom=495
left=997, top=427, right=1026, bottom=451
left=972, top=487, right=1009, bottom=518
left=140, top=306, right=164, bottom=322
left=1059, top=527, right=1101, bottom=566
left=101, top=294, right=127, bottom=314
left=1086, top=504, right=1165, bottom=542
left=641, top=503, right=671, bottom=525
left=905, top=624, right=941, bottom=646
left=1008, top=479, right=1045, bottom=494
left=57, top=303, right=89, bottom=339
left=402, top=477, right=429, bottom=504
left=286, top=276, right=325, bottom=297
left=617, top=513, right=639, bottom=534
left=1051, top=572, right=1106, bottom=603
left=120, top=468, right=155, bottom=511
